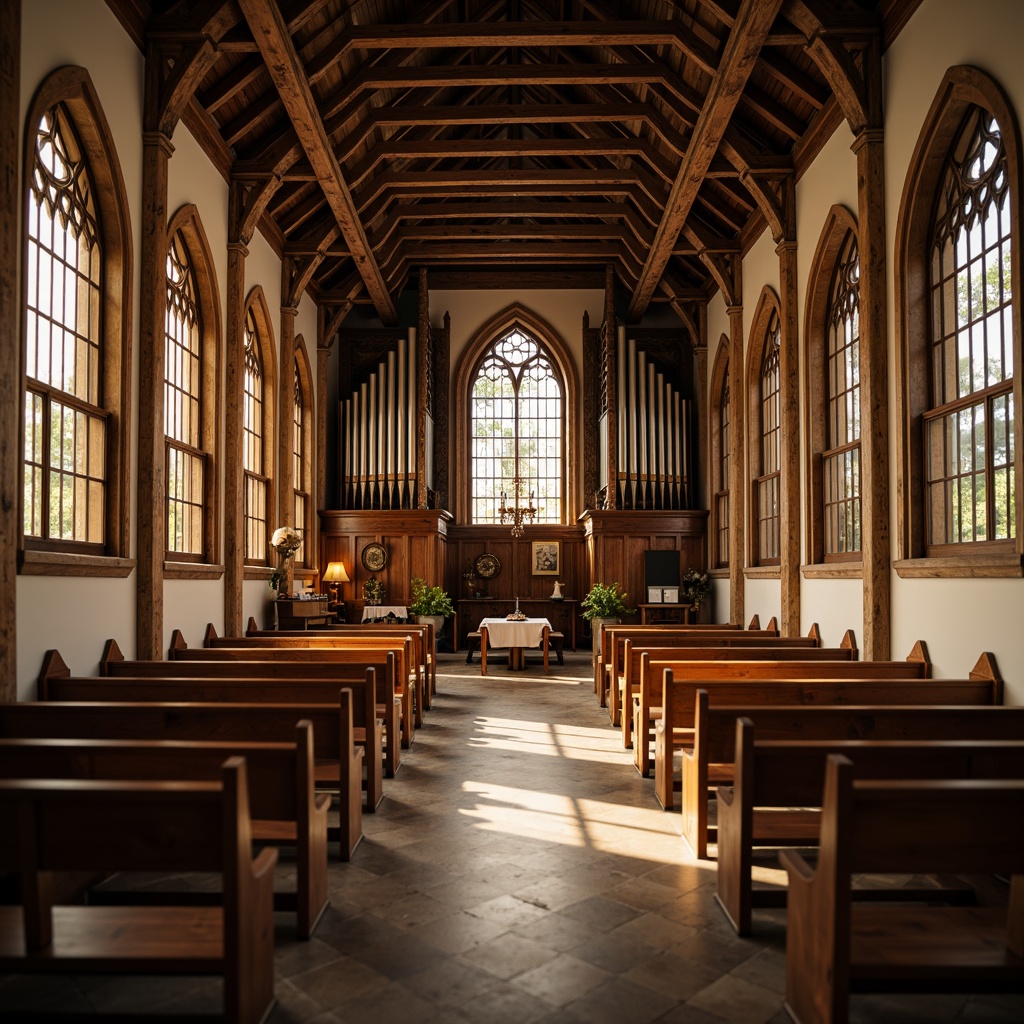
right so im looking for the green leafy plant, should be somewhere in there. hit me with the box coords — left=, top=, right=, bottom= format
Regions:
left=408, top=577, right=454, bottom=617
left=580, top=581, right=634, bottom=620
left=682, top=568, right=711, bottom=611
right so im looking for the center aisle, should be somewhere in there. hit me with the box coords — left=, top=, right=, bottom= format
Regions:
left=271, top=652, right=791, bottom=1023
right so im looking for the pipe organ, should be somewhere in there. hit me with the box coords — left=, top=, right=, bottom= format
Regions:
left=603, top=326, right=693, bottom=510
left=341, top=329, right=423, bottom=509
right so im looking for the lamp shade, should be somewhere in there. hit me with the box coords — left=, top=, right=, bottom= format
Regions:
left=323, top=561, right=350, bottom=583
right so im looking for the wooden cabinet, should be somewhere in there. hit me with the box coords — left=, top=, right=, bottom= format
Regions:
left=276, top=597, right=332, bottom=630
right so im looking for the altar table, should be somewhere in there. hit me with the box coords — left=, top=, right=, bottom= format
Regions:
left=478, top=617, right=553, bottom=675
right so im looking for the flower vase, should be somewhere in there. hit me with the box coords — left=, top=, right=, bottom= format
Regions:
left=278, top=557, right=294, bottom=598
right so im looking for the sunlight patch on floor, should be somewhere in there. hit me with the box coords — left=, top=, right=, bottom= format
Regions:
left=469, top=715, right=637, bottom=761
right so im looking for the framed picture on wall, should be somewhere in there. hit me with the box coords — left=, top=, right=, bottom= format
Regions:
left=531, top=541, right=560, bottom=575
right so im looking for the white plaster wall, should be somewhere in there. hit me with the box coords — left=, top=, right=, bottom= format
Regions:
left=16, top=0, right=144, bottom=695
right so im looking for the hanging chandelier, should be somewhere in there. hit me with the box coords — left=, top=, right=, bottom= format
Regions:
left=499, top=477, right=537, bottom=537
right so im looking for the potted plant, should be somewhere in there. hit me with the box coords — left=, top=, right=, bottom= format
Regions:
left=408, top=577, right=454, bottom=635
left=581, top=581, right=634, bottom=654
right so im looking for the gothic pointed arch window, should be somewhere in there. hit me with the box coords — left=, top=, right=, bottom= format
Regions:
left=21, top=68, right=132, bottom=574
left=469, top=324, right=564, bottom=525
left=242, top=291, right=276, bottom=566
left=895, top=66, right=1021, bottom=574
left=747, top=292, right=782, bottom=567
left=164, top=206, right=220, bottom=567
left=710, top=339, right=730, bottom=568
left=292, top=337, right=315, bottom=567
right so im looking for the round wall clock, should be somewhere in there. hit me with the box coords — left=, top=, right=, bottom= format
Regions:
left=361, top=542, right=388, bottom=572
left=474, top=552, right=501, bottom=578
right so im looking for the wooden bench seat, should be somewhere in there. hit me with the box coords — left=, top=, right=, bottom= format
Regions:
left=646, top=644, right=932, bottom=792
left=0, top=758, right=277, bottom=1024
left=101, top=639, right=402, bottom=780
left=0, top=724, right=332, bottom=938
left=679, top=676, right=1019, bottom=859
left=246, top=617, right=437, bottom=706
left=717, top=720, right=1024, bottom=935
left=620, top=636, right=863, bottom=758
left=781, top=755, right=1024, bottom=1023
left=39, top=653, right=381, bottom=814
left=607, top=626, right=837, bottom=728
left=186, top=629, right=422, bottom=743
left=594, top=615, right=778, bottom=707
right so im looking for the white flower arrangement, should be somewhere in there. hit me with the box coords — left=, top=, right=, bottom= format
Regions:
left=269, top=526, right=303, bottom=592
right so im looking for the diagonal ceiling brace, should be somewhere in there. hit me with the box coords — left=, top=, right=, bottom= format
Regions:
left=627, top=0, right=783, bottom=321
left=237, top=0, right=397, bottom=324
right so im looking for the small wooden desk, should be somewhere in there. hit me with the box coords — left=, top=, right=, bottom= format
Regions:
left=638, top=602, right=694, bottom=625
left=276, top=597, right=332, bottom=629
left=479, top=617, right=552, bottom=674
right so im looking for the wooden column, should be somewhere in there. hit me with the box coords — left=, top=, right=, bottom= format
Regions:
left=278, top=298, right=297, bottom=529
left=693, top=303, right=708, bottom=510
left=777, top=230, right=801, bottom=636
left=136, top=123, right=173, bottom=660
left=727, top=302, right=745, bottom=625
left=224, top=182, right=248, bottom=636
left=0, top=0, right=19, bottom=699
left=315, top=307, right=335, bottom=525
left=854, top=124, right=891, bottom=659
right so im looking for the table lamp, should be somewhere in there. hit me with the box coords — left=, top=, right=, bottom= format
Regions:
left=322, top=561, right=350, bottom=610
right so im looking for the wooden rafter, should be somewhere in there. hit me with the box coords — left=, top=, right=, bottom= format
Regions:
left=628, top=0, right=784, bottom=321
left=237, top=0, right=397, bottom=323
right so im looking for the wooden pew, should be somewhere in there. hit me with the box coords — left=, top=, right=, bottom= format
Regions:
left=102, top=639, right=402, bottom=780
left=246, top=616, right=437, bottom=706
left=594, top=614, right=777, bottom=706
left=652, top=646, right=932, bottom=804
left=0, top=724, right=332, bottom=938
left=717, top=720, right=1024, bottom=935
left=39, top=651, right=381, bottom=814
left=680, top=672, right=1016, bottom=859
left=189, top=628, right=422, bottom=744
left=622, top=635, right=861, bottom=757
left=0, top=758, right=277, bottom=1024
left=781, top=755, right=1024, bottom=1024
left=606, top=625, right=831, bottom=728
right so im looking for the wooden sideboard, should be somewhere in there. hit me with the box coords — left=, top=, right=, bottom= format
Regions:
left=275, top=597, right=332, bottom=630
left=455, top=599, right=579, bottom=651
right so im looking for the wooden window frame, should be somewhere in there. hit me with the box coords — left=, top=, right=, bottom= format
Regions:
left=453, top=303, right=580, bottom=526
left=18, top=67, right=133, bottom=577
left=894, top=66, right=1023, bottom=578
left=292, top=336, right=315, bottom=569
left=803, top=206, right=864, bottom=574
left=746, top=288, right=783, bottom=571
left=710, top=338, right=730, bottom=570
left=241, top=288, right=277, bottom=574
left=164, top=206, right=221, bottom=573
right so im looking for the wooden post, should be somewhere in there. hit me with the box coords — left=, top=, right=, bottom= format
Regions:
left=224, top=181, right=248, bottom=637
left=603, top=265, right=617, bottom=509
left=0, top=0, right=19, bottom=700
left=278, top=289, right=298, bottom=535
left=136, top=43, right=175, bottom=660
left=416, top=266, right=429, bottom=508
left=854, top=43, right=891, bottom=660
left=727, top=300, right=745, bottom=625
left=776, top=176, right=800, bottom=637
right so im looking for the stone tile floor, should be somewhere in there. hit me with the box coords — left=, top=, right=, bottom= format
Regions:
left=1, top=651, right=1021, bottom=1022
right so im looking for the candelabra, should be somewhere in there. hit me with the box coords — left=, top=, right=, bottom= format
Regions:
left=499, top=477, right=537, bottom=537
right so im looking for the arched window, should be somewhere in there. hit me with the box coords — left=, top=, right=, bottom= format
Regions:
left=927, top=109, right=1012, bottom=549
left=805, top=207, right=863, bottom=566
left=747, top=291, right=783, bottom=568
left=710, top=339, right=730, bottom=568
left=243, top=309, right=265, bottom=561
left=21, top=69, right=132, bottom=574
left=895, top=67, right=1021, bottom=573
left=469, top=325, right=564, bottom=524
left=292, top=337, right=315, bottom=567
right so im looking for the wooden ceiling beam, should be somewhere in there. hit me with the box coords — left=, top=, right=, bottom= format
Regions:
left=629, top=0, right=783, bottom=320
left=238, top=0, right=396, bottom=324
